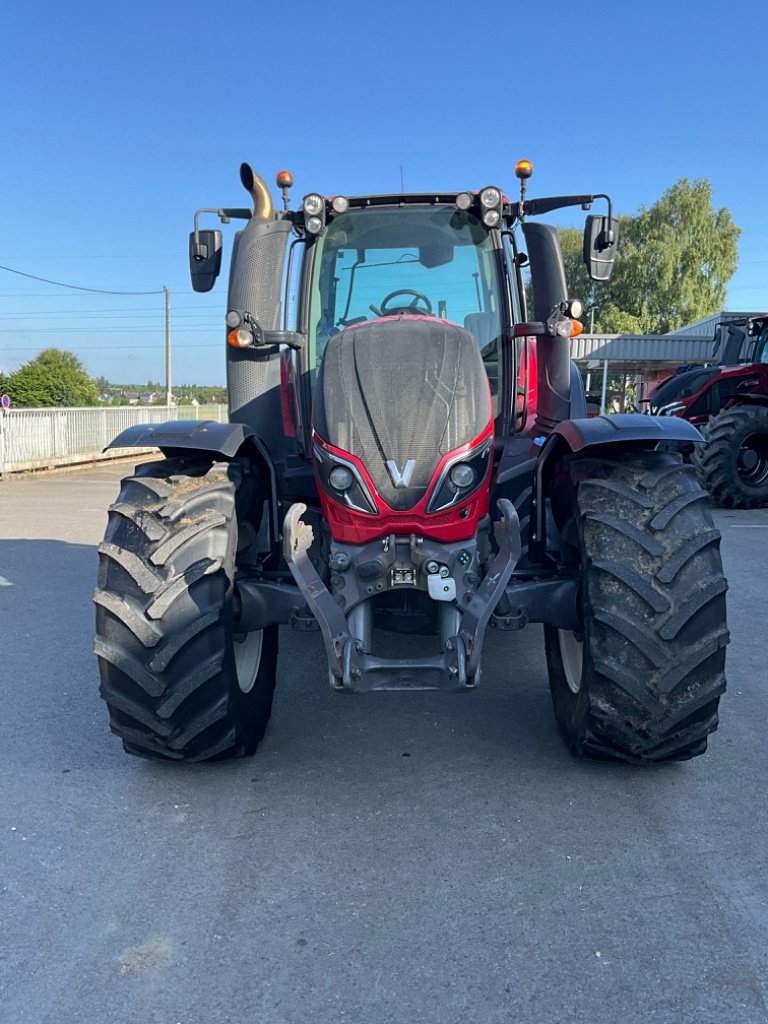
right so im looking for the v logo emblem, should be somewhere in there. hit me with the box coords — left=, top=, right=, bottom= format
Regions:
left=386, top=459, right=415, bottom=488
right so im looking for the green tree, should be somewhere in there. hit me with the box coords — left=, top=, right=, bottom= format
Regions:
left=8, top=349, right=100, bottom=407
left=558, top=179, right=740, bottom=334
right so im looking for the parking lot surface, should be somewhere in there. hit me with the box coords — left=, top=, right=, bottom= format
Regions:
left=1, top=461, right=766, bottom=1024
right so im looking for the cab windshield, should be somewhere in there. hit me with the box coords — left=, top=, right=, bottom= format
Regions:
left=308, top=205, right=504, bottom=407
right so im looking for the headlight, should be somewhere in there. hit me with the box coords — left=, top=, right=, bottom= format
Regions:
left=303, top=193, right=325, bottom=216
left=481, top=208, right=501, bottom=228
left=305, top=215, right=324, bottom=235
left=456, top=192, right=473, bottom=211
left=313, top=442, right=378, bottom=515
left=329, top=466, right=354, bottom=491
left=427, top=437, right=492, bottom=514
left=659, top=402, right=687, bottom=416
left=449, top=463, right=476, bottom=489
left=480, top=187, right=502, bottom=209
left=331, top=196, right=349, bottom=214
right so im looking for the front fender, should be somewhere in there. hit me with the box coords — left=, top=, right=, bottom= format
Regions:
left=106, top=419, right=254, bottom=457
left=106, top=419, right=279, bottom=544
left=548, top=413, right=703, bottom=451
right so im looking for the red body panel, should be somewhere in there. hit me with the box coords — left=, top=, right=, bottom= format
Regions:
left=314, top=425, right=493, bottom=545
left=652, top=363, right=768, bottom=424
left=517, top=338, right=538, bottom=432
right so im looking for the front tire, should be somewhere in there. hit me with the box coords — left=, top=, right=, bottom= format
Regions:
left=94, top=456, right=278, bottom=761
left=692, top=404, right=768, bottom=508
left=545, top=452, right=729, bottom=763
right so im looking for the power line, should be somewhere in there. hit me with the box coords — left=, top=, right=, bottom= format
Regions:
left=0, top=305, right=216, bottom=315
left=0, top=327, right=218, bottom=333
left=1, top=343, right=220, bottom=351
left=0, top=264, right=164, bottom=295
left=0, top=313, right=221, bottom=321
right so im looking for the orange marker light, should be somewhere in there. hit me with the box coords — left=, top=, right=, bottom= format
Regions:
left=570, top=319, right=584, bottom=337
left=276, top=170, right=294, bottom=189
left=515, top=160, right=533, bottom=180
left=227, top=327, right=253, bottom=348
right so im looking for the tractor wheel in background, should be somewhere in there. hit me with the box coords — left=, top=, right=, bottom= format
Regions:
left=94, top=456, right=278, bottom=761
left=544, top=452, right=729, bottom=764
left=692, top=404, right=768, bottom=508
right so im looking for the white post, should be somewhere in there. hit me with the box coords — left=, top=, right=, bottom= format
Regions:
left=165, top=287, right=172, bottom=408
left=600, top=360, right=609, bottom=415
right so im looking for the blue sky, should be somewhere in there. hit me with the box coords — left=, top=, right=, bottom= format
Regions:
left=2, top=0, right=767, bottom=386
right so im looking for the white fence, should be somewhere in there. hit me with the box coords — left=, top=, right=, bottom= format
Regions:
left=0, top=405, right=226, bottom=475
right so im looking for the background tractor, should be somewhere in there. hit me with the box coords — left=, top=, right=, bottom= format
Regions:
left=649, top=315, right=768, bottom=507
left=93, top=161, right=728, bottom=764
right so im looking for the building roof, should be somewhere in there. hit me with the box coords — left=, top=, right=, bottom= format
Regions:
left=571, top=334, right=712, bottom=369
left=572, top=311, right=767, bottom=372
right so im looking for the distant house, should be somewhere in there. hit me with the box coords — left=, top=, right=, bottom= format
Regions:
left=123, top=391, right=140, bottom=405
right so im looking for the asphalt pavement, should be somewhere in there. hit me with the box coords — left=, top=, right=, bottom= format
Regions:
left=1, top=460, right=766, bottom=1024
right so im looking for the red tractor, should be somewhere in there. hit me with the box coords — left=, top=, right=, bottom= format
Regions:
left=649, top=315, right=768, bottom=507
left=94, top=162, right=728, bottom=764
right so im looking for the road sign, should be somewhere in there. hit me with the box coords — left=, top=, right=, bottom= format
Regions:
left=1, top=394, right=9, bottom=410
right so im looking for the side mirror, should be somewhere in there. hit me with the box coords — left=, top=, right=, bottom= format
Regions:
left=583, top=215, right=619, bottom=282
left=189, top=229, right=223, bottom=292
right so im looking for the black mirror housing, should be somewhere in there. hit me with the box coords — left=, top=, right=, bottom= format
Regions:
left=583, top=215, right=619, bottom=282
left=189, top=229, right=223, bottom=293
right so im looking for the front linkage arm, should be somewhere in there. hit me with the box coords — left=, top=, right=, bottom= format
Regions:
left=283, top=500, right=520, bottom=690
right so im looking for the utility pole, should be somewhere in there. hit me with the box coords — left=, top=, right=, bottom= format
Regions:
left=164, top=287, right=172, bottom=408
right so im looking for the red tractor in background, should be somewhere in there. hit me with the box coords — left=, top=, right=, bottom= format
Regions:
left=93, top=161, right=728, bottom=766
left=649, top=315, right=768, bottom=507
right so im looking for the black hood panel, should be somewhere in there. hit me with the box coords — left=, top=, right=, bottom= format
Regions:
left=313, top=317, right=492, bottom=510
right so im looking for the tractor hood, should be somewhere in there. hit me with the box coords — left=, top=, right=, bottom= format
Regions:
left=313, top=316, right=492, bottom=511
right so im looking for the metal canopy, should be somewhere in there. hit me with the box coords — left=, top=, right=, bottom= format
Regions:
left=571, top=334, right=713, bottom=371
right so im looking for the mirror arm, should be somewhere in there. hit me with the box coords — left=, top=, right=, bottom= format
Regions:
left=192, top=208, right=252, bottom=255
left=591, top=194, right=615, bottom=243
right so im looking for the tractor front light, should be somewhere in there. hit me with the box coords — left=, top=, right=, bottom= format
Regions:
left=456, top=192, right=473, bottom=211
left=227, top=326, right=254, bottom=348
left=329, top=466, right=354, bottom=491
left=449, top=463, right=476, bottom=490
left=303, top=193, right=325, bottom=216
left=426, top=437, right=492, bottom=514
left=480, top=187, right=502, bottom=209
left=305, top=215, right=324, bottom=235
left=225, top=309, right=242, bottom=328
left=481, top=208, right=501, bottom=228
left=331, top=196, right=349, bottom=214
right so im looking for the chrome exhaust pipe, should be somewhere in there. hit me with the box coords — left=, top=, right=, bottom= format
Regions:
left=239, top=163, right=274, bottom=220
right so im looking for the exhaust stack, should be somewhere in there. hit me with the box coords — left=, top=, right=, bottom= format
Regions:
left=240, top=163, right=274, bottom=220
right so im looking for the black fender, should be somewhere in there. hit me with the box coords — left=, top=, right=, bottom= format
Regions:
left=106, top=419, right=279, bottom=543
left=727, top=394, right=768, bottom=409
left=530, top=414, right=703, bottom=563
left=547, top=413, right=703, bottom=453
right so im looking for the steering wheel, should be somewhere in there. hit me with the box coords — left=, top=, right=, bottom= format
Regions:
left=370, top=289, right=433, bottom=317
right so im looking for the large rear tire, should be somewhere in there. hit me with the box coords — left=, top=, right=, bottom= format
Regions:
left=94, top=456, right=278, bottom=761
left=692, top=404, right=768, bottom=508
left=545, top=452, right=728, bottom=763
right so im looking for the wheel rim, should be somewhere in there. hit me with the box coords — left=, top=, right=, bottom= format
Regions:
left=558, top=629, right=584, bottom=695
left=736, top=431, right=768, bottom=486
left=233, top=630, right=264, bottom=693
